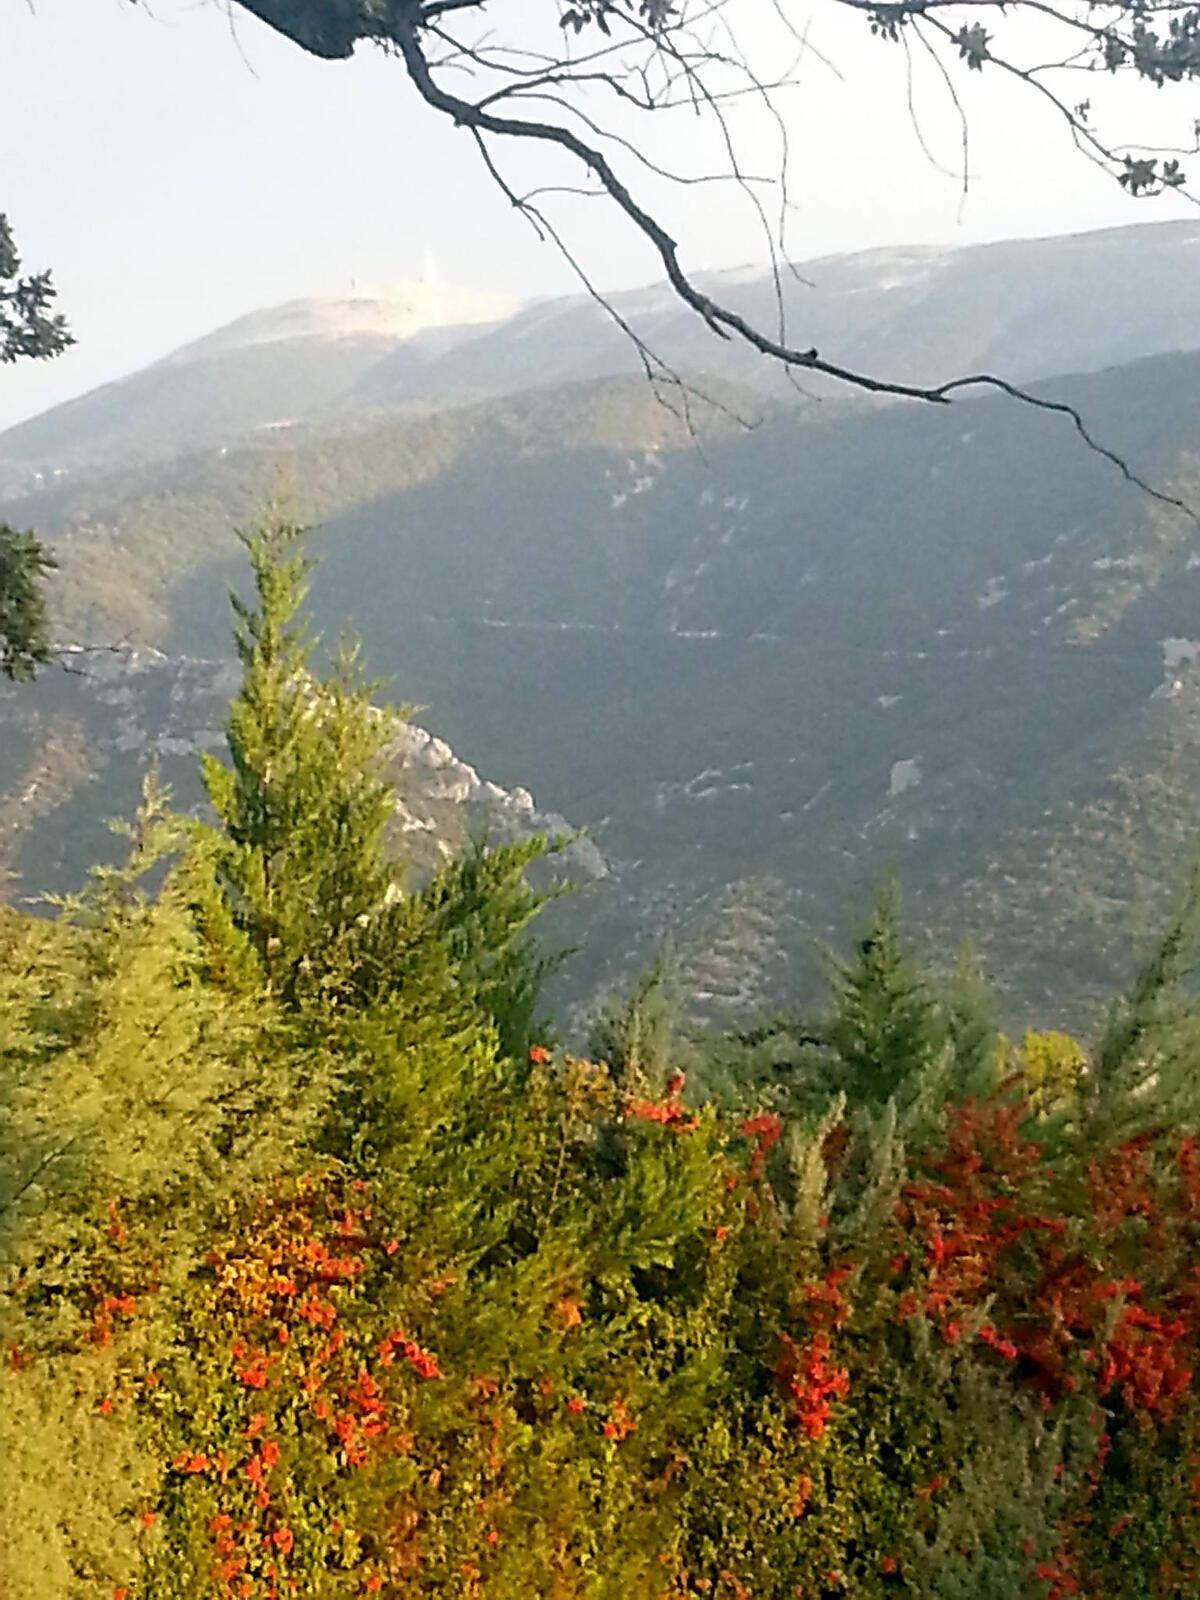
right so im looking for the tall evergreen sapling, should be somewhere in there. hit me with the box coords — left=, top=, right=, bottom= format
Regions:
left=200, top=507, right=396, bottom=1003
left=826, top=881, right=946, bottom=1105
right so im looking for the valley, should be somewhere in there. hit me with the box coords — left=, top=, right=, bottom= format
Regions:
left=6, top=219, right=1200, bottom=1034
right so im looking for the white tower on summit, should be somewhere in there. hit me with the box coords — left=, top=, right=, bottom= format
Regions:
left=422, top=247, right=441, bottom=287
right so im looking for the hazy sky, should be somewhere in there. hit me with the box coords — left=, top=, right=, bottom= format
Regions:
left=3, top=0, right=1196, bottom=428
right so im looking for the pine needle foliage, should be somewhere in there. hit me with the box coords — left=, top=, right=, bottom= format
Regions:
left=0, top=522, right=56, bottom=682
left=200, top=508, right=397, bottom=1003
left=825, top=881, right=948, bottom=1107
left=589, top=948, right=681, bottom=1089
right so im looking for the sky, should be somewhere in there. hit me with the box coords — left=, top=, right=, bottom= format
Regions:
left=2, top=0, right=1196, bottom=429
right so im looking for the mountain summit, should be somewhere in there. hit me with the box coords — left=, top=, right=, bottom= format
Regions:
left=8, top=218, right=1200, bottom=492
left=0, top=280, right=519, bottom=486
left=157, top=281, right=519, bottom=366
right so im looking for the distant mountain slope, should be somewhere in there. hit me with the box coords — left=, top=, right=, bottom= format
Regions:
left=297, top=348, right=1200, bottom=1025
left=25, top=375, right=748, bottom=646
left=6, top=339, right=1200, bottom=1031
left=0, top=282, right=516, bottom=487
left=0, top=338, right=391, bottom=487
left=348, top=219, right=1200, bottom=407
left=7, top=218, right=1200, bottom=493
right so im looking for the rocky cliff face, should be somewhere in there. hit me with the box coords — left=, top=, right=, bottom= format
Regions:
left=0, top=646, right=605, bottom=901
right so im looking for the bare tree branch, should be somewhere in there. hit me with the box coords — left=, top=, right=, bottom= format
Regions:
left=222, top=0, right=1200, bottom=513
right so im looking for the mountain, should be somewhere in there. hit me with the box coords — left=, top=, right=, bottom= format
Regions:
left=6, top=218, right=1200, bottom=1032
left=8, top=219, right=1200, bottom=493
left=352, top=220, right=1200, bottom=411
left=256, top=347, right=1200, bottom=1026
left=0, top=282, right=516, bottom=489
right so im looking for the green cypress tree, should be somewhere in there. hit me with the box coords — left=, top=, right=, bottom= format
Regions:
left=0, top=780, right=328, bottom=1600
left=943, top=943, right=1002, bottom=1099
left=199, top=505, right=396, bottom=1004
left=589, top=949, right=681, bottom=1089
left=0, top=523, right=56, bottom=681
left=0, top=777, right=325, bottom=1293
left=826, top=881, right=946, bottom=1107
left=1086, top=859, right=1200, bottom=1142
left=197, top=500, right=559, bottom=1073
left=410, top=833, right=560, bottom=1061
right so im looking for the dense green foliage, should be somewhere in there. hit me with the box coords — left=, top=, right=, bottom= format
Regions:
left=7, top=516, right=1200, bottom=1597
left=0, top=521, right=55, bottom=680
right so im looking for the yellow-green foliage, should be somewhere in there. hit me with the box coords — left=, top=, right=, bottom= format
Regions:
left=1019, top=1028, right=1087, bottom=1110
left=0, top=1354, right=159, bottom=1598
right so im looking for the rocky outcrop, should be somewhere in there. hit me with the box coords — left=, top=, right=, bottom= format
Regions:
left=0, top=646, right=604, bottom=898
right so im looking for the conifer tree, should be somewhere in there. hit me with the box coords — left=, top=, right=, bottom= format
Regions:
left=1085, top=860, right=1200, bottom=1143
left=0, top=781, right=327, bottom=1600
left=198, top=505, right=555, bottom=1048
left=826, top=881, right=946, bottom=1106
left=0, top=523, right=56, bottom=681
left=0, top=781, right=314, bottom=1277
left=943, top=945, right=1001, bottom=1099
left=200, top=506, right=396, bottom=1004
left=589, top=949, right=680, bottom=1089
left=397, top=832, right=557, bottom=1059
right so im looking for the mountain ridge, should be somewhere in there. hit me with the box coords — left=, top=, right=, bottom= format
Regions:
left=156, top=281, right=519, bottom=365
left=8, top=217, right=1200, bottom=493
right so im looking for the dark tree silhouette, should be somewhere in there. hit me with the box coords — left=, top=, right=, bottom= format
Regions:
left=0, top=215, right=70, bottom=681
left=0, top=214, right=73, bottom=368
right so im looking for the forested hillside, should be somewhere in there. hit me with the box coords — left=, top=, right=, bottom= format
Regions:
left=5, top=225, right=1200, bottom=1029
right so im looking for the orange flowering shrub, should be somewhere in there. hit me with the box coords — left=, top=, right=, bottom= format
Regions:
left=80, top=1059, right=751, bottom=1598
left=14, top=1049, right=1200, bottom=1598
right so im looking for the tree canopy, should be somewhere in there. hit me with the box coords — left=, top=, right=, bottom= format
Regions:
left=0, top=213, right=72, bottom=368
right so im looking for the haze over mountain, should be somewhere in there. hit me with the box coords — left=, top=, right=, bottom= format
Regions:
left=7, top=218, right=1200, bottom=491
left=0, top=280, right=518, bottom=486
left=5, top=217, right=1200, bottom=1031
left=351, top=218, right=1200, bottom=412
